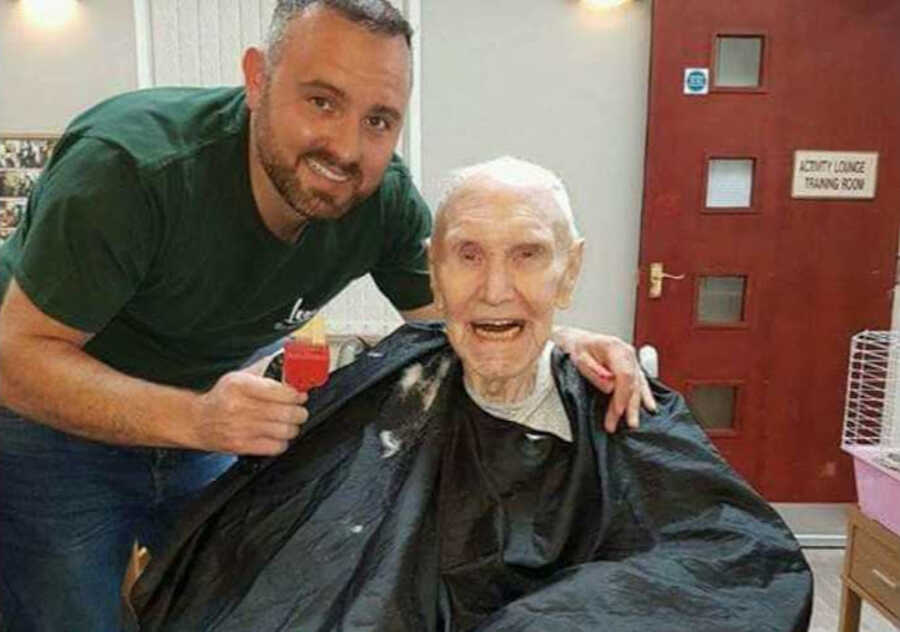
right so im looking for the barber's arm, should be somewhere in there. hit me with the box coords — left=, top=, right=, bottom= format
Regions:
left=551, top=325, right=656, bottom=431
left=399, top=302, right=442, bottom=321
left=0, top=138, right=305, bottom=456
left=0, top=280, right=307, bottom=455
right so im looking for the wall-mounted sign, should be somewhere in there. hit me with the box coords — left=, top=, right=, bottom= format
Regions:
left=684, top=68, right=709, bottom=95
left=791, top=150, right=879, bottom=199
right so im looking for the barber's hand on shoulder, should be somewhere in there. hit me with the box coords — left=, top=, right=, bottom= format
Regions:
left=556, top=328, right=657, bottom=433
left=190, top=371, right=308, bottom=455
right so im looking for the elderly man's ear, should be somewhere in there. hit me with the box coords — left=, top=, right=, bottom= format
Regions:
left=426, top=239, right=446, bottom=312
left=554, top=239, right=585, bottom=310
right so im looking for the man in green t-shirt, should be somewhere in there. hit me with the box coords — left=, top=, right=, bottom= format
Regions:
left=0, top=1, right=652, bottom=629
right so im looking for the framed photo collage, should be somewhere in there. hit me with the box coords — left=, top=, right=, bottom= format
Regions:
left=0, top=135, right=58, bottom=243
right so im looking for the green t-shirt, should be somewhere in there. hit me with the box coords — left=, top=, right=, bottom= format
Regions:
left=0, top=87, right=433, bottom=390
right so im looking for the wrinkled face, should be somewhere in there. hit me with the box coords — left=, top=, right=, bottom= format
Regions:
left=246, top=7, right=410, bottom=223
left=430, top=180, right=583, bottom=386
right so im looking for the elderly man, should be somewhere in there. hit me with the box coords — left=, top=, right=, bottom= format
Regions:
left=132, top=158, right=812, bottom=631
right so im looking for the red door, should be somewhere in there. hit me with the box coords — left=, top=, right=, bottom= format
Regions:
left=635, top=1, right=900, bottom=501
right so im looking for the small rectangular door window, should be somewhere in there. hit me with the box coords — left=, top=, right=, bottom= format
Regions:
left=697, top=275, right=746, bottom=324
left=690, top=385, right=737, bottom=429
left=706, top=158, right=754, bottom=209
left=715, top=36, right=763, bottom=87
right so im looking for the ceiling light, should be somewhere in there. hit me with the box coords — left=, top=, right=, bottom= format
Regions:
left=582, top=0, right=631, bottom=10
left=21, top=0, right=78, bottom=30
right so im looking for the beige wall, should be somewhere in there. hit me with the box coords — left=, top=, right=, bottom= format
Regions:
left=0, top=0, right=137, bottom=134
left=420, top=1, right=652, bottom=339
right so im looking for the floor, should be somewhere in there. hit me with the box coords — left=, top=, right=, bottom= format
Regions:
left=805, top=548, right=898, bottom=631
left=774, top=503, right=898, bottom=631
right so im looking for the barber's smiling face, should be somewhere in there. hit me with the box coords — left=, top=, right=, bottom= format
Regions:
left=431, top=179, right=583, bottom=388
left=245, top=6, right=410, bottom=225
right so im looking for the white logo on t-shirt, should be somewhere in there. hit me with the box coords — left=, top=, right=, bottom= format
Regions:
left=275, top=297, right=317, bottom=331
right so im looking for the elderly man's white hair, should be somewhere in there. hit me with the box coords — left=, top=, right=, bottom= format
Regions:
left=434, top=156, right=580, bottom=244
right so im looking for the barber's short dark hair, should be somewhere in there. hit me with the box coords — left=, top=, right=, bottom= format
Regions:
left=266, top=0, right=412, bottom=68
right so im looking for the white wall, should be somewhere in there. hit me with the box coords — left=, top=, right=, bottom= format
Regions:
left=420, top=0, right=652, bottom=340
left=0, top=1, right=138, bottom=133
left=138, top=0, right=275, bottom=88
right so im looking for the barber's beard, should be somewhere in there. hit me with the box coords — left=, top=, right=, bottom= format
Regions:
left=253, top=96, right=361, bottom=222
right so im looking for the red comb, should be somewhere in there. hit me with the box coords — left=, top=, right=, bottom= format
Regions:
left=283, top=338, right=330, bottom=391
left=283, top=315, right=330, bottom=392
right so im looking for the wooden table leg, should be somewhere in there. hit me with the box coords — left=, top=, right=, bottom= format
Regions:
left=838, top=581, right=862, bottom=632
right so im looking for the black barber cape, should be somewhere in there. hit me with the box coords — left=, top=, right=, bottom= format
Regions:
left=132, top=324, right=812, bottom=631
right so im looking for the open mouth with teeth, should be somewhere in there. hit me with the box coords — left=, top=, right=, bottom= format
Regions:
left=305, top=156, right=352, bottom=183
left=470, top=319, right=526, bottom=340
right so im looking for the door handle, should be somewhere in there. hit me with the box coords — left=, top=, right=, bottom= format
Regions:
left=649, top=262, right=685, bottom=299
